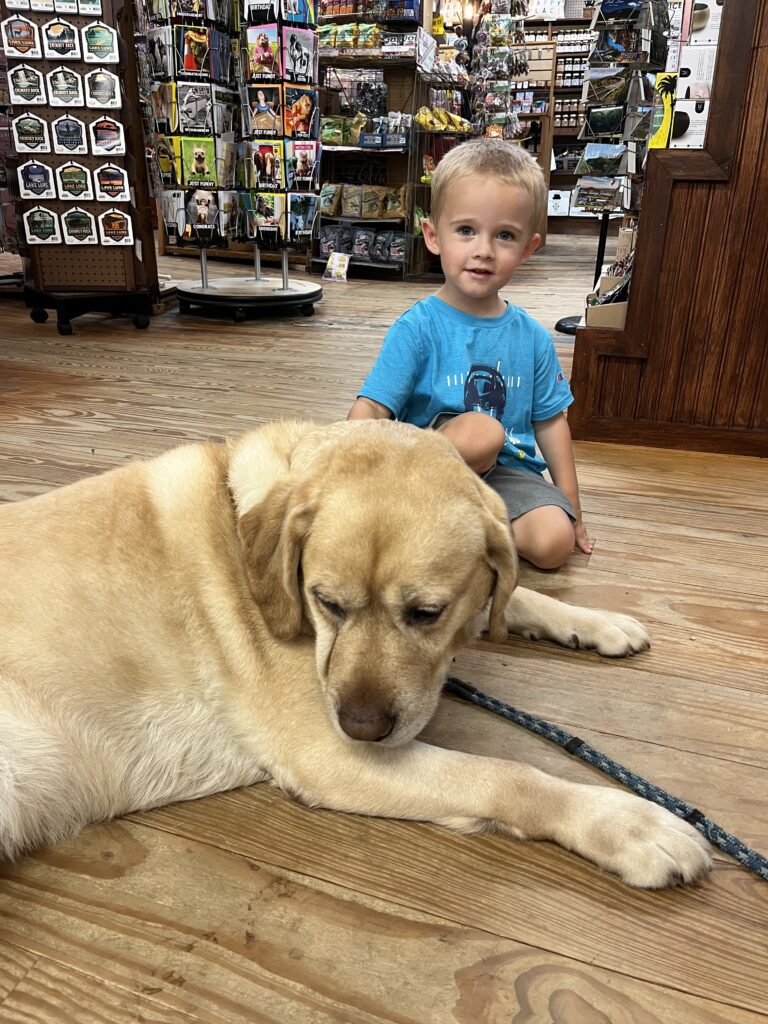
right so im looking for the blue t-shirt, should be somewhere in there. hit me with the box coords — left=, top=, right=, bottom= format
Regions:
left=358, top=295, right=574, bottom=476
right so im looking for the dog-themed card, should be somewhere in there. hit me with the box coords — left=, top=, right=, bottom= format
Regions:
left=247, top=24, right=280, bottom=80
left=247, top=84, right=282, bottom=137
left=181, top=136, right=217, bottom=187
left=175, top=24, right=210, bottom=78
left=184, top=186, right=220, bottom=240
left=242, top=190, right=285, bottom=241
left=285, top=139, right=318, bottom=190
left=245, top=139, right=284, bottom=189
left=288, top=192, right=317, bottom=241
left=283, top=85, right=317, bottom=139
left=281, top=26, right=317, bottom=85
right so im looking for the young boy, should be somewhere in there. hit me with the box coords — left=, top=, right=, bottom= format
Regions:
left=347, top=138, right=592, bottom=569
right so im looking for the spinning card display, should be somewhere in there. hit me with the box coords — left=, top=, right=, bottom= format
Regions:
left=12, top=111, right=51, bottom=152
left=243, top=190, right=285, bottom=239
left=184, top=187, right=219, bottom=232
left=247, top=24, right=280, bottom=80
left=281, top=26, right=315, bottom=85
left=245, top=140, right=283, bottom=189
left=247, top=84, right=282, bottom=137
left=52, top=113, right=88, bottom=153
left=42, top=17, right=81, bottom=59
left=56, top=161, right=94, bottom=199
left=89, top=115, right=126, bottom=153
left=46, top=66, right=84, bottom=106
left=94, top=163, right=131, bottom=201
left=98, top=208, right=134, bottom=245
left=82, top=21, right=119, bottom=63
left=62, top=206, right=99, bottom=243
left=85, top=68, right=121, bottom=108
left=23, top=205, right=62, bottom=244
left=9, top=64, right=46, bottom=104
left=2, top=15, right=43, bottom=58
left=283, top=85, right=316, bottom=138
left=17, top=159, right=56, bottom=199
left=285, top=139, right=317, bottom=189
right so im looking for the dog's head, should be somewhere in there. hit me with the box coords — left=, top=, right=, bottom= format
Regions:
left=193, top=147, right=206, bottom=164
left=236, top=421, right=517, bottom=746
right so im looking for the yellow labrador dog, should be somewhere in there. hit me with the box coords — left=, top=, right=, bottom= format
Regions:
left=0, top=419, right=711, bottom=886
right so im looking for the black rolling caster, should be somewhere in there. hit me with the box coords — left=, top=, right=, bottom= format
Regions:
left=133, top=314, right=150, bottom=330
left=57, top=320, right=73, bottom=336
left=30, top=308, right=49, bottom=324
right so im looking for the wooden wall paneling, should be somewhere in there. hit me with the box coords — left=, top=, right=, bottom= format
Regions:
left=568, top=0, right=768, bottom=455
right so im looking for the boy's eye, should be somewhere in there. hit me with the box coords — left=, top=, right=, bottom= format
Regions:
left=498, top=231, right=515, bottom=241
left=457, top=225, right=474, bottom=236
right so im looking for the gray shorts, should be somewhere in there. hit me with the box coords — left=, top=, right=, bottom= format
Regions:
left=429, top=411, right=575, bottom=524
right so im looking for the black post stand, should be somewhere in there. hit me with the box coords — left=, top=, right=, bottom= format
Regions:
left=555, top=210, right=612, bottom=335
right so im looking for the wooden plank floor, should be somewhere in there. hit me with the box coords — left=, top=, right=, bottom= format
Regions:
left=0, top=237, right=766, bottom=1024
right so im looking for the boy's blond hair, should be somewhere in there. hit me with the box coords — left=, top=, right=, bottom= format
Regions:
left=429, top=139, right=546, bottom=236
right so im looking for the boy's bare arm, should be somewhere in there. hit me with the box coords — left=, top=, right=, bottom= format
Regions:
left=347, top=397, right=395, bottom=421
left=533, top=412, right=593, bottom=555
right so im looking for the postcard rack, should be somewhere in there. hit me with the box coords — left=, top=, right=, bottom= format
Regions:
left=2, top=0, right=160, bottom=334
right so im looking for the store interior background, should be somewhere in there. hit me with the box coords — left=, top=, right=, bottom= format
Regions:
left=0, top=1, right=766, bottom=1022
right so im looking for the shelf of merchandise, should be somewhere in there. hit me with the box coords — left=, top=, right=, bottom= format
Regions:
left=312, top=50, right=417, bottom=277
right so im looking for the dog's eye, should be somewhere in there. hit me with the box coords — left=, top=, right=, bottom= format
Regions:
left=314, top=592, right=346, bottom=620
left=405, top=606, right=445, bottom=627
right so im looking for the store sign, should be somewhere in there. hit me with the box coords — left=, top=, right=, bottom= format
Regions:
left=52, top=114, right=88, bottom=153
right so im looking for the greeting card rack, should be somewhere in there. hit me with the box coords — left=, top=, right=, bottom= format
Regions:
left=1, top=0, right=160, bottom=334
left=139, top=0, right=323, bottom=319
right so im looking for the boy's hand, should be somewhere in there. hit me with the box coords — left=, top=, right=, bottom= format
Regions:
left=574, top=520, right=594, bottom=555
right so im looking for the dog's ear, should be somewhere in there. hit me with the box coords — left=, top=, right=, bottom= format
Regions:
left=238, top=477, right=316, bottom=641
left=473, top=479, right=518, bottom=643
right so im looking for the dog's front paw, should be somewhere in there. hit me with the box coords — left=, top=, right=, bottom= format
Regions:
left=564, top=788, right=713, bottom=888
left=573, top=610, right=651, bottom=657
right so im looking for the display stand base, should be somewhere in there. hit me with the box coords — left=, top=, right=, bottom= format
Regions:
left=24, top=288, right=156, bottom=336
left=175, top=276, right=323, bottom=321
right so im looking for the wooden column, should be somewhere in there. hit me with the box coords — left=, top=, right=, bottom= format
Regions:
left=568, top=0, right=768, bottom=457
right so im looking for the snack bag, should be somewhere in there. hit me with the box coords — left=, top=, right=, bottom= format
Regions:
left=361, top=184, right=387, bottom=218
left=372, top=230, right=392, bottom=261
left=319, top=181, right=342, bottom=214
left=319, top=224, right=339, bottom=257
left=421, top=154, right=435, bottom=184
left=341, top=183, right=363, bottom=217
left=383, top=184, right=406, bottom=218
left=352, top=227, right=375, bottom=260
left=346, top=111, right=369, bottom=146
left=320, top=117, right=344, bottom=145
left=388, top=231, right=406, bottom=262
left=317, top=24, right=336, bottom=49
left=336, top=222, right=354, bottom=254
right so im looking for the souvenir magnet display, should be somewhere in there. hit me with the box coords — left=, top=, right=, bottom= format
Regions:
left=17, top=159, right=56, bottom=200
left=89, top=115, right=126, bottom=154
left=77, top=0, right=103, bottom=13
left=30, top=0, right=55, bottom=10
left=85, top=67, right=122, bottom=108
left=1, top=15, right=43, bottom=58
left=62, top=207, right=99, bottom=244
left=52, top=113, right=88, bottom=153
left=42, top=18, right=82, bottom=60
left=6, top=0, right=32, bottom=10
left=98, top=208, right=134, bottom=245
left=8, top=64, right=46, bottom=105
left=23, top=206, right=62, bottom=244
left=12, top=111, right=51, bottom=153
left=82, top=21, right=119, bottom=63
left=46, top=65, right=85, bottom=106
left=56, top=161, right=94, bottom=200
left=94, top=163, right=130, bottom=202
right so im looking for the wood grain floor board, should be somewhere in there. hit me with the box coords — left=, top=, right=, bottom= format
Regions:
left=0, top=239, right=766, bottom=1022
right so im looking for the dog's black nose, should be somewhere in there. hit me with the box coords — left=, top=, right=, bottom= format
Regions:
left=338, top=705, right=396, bottom=742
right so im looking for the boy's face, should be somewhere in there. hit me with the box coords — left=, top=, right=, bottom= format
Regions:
left=422, top=174, right=541, bottom=316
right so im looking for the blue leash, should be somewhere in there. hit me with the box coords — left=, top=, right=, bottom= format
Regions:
left=444, top=675, right=768, bottom=882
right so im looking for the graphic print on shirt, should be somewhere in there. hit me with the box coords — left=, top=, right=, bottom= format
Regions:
left=460, top=362, right=526, bottom=460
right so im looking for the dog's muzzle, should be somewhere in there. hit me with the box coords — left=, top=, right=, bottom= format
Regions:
left=337, top=702, right=396, bottom=742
